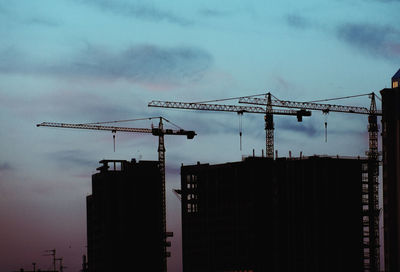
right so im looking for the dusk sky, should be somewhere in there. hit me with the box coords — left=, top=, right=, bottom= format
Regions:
left=0, top=0, right=399, bottom=271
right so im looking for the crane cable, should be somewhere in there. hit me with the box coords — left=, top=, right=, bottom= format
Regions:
left=80, top=116, right=185, bottom=130
left=272, top=91, right=383, bottom=104
left=374, top=93, right=382, bottom=102
left=191, top=92, right=268, bottom=104
left=306, top=92, right=371, bottom=103
left=112, top=131, right=116, bottom=152
left=161, top=117, right=185, bottom=130
left=81, top=117, right=160, bottom=152
left=239, top=113, right=243, bottom=151
left=80, top=116, right=186, bottom=152
left=324, top=113, right=328, bottom=143
left=81, top=117, right=159, bottom=125
left=188, top=90, right=382, bottom=105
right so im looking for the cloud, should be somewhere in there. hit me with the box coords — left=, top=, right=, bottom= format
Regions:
left=277, top=119, right=320, bottom=137
left=337, top=23, right=400, bottom=60
left=38, top=91, right=141, bottom=122
left=285, top=14, right=400, bottom=61
left=0, top=46, right=26, bottom=73
left=46, top=150, right=97, bottom=168
left=0, top=44, right=213, bottom=86
left=199, top=8, right=229, bottom=18
left=25, top=17, right=60, bottom=27
left=76, top=0, right=193, bottom=26
left=0, top=162, right=13, bottom=172
left=165, top=163, right=181, bottom=176
left=56, top=44, right=213, bottom=85
left=0, top=86, right=141, bottom=124
left=0, top=2, right=60, bottom=27
left=369, top=0, right=400, bottom=2
left=0, top=4, right=6, bottom=14
left=285, top=14, right=312, bottom=29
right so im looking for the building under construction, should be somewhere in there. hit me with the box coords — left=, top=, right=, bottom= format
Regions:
left=381, top=69, right=400, bottom=272
left=86, top=159, right=166, bottom=272
left=180, top=156, right=369, bottom=272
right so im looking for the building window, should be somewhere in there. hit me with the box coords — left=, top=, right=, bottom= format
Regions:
left=393, top=81, right=399, bottom=88
left=186, top=174, right=198, bottom=213
left=187, top=203, right=198, bottom=213
left=186, top=174, right=198, bottom=189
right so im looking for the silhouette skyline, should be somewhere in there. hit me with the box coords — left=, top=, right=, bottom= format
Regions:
left=181, top=156, right=367, bottom=271
left=5, top=86, right=399, bottom=272
left=0, top=1, right=399, bottom=271
left=87, top=159, right=165, bottom=271
left=381, top=83, right=400, bottom=272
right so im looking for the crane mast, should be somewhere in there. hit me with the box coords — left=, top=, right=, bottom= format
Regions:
left=148, top=99, right=311, bottom=158
left=157, top=118, right=167, bottom=268
left=367, top=93, right=380, bottom=272
left=37, top=117, right=195, bottom=272
left=265, top=93, right=274, bottom=158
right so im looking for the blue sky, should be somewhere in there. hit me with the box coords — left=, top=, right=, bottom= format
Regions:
left=0, top=0, right=399, bottom=271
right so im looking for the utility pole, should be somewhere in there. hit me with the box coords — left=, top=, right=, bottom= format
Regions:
left=44, top=249, right=56, bottom=272
left=56, top=257, right=65, bottom=272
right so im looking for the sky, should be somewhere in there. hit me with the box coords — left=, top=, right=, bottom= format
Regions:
left=0, top=0, right=399, bottom=271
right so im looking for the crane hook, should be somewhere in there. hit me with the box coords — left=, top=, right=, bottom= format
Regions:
left=324, top=121, right=327, bottom=143
left=112, top=130, right=116, bottom=152
left=238, top=112, right=243, bottom=151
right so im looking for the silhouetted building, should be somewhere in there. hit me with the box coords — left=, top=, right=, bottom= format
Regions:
left=392, top=68, right=400, bottom=89
left=180, top=156, right=366, bottom=272
left=13, top=270, right=56, bottom=272
left=381, top=70, right=400, bottom=272
left=87, top=159, right=164, bottom=272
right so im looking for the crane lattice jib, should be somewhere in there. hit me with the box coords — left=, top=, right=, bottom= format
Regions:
left=37, top=122, right=153, bottom=133
left=148, top=101, right=307, bottom=116
left=239, top=97, right=382, bottom=115
left=36, top=122, right=196, bottom=138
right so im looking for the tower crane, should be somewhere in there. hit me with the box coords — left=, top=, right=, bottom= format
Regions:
left=148, top=93, right=311, bottom=158
left=238, top=92, right=381, bottom=158
left=239, top=92, right=382, bottom=272
left=37, top=117, right=196, bottom=272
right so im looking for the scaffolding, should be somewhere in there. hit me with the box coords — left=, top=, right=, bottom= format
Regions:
left=361, top=94, right=380, bottom=272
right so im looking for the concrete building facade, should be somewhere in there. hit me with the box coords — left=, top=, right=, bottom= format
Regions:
left=381, top=69, right=400, bottom=272
left=180, top=156, right=366, bottom=272
left=86, top=159, right=164, bottom=272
